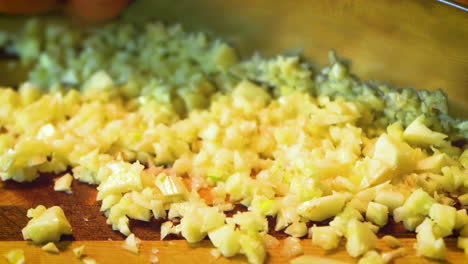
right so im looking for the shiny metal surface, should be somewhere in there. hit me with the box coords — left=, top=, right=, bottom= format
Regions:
left=124, top=0, right=468, bottom=116
left=436, top=0, right=468, bottom=12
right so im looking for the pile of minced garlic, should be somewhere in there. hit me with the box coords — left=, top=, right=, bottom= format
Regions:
left=2, top=72, right=467, bottom=263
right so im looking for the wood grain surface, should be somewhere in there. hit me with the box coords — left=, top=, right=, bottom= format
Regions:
left=0, top=238, right=467, bottom=264
left=1, top=174, right=468, bottom=263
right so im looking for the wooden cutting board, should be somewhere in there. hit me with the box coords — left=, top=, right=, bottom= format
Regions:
left=1, top=175, right=467, bottom=264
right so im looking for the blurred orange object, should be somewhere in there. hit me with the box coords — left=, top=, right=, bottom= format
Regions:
left=0, top=0, right=57, bottom=14
left=65, top=0, right=130, bottom=22
left=0, top=0, right=130, bottom=22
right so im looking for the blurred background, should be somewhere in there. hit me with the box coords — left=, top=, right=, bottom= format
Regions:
left=1, top=0, right=467, bottom=116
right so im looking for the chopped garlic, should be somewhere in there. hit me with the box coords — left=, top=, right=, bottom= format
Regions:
left=73, top=245, right=86, bottom=258
left=0, top=45, right=465, bottom=264
left=382, top=247, right=407, bottom=263
left=262, top=234, right=280, bottom=249
left=415, top=218, right=446, bottom=260
left=345, top=219, right=377, bottom=257
left=41, top=242, right=59, bottom=253
left=208, top=224, right=241, bottom=257
left=455, top=209, right=468, bottom=230
left=366, top=202, right=388, bottom=227
left=210, top=249, right=221, bottom=259
left=240, top=233, right=266, bottom=264
left=291, top=255, right=348, bottom=264
left=297, top=193, right=348, bottom=221
left=381, top=235, right=402, bottom=248
left=160, top=221, right=175, bottom=240
left=311, top=225, right=342, bottom=251
left=285, top=221, right=308, bottom=238
left=54, top=173, right=73, bottom=193
left=281, top=237, right=303, bottom=258
left=122, top=233, right=141, bottom=254
left=429, top=203, right=456, bottom=237
left=459, top=194, right=468, bottom=206
left=82, top=257, right=98, bottom=264
left=22, top=205, right=72, bottom=244
left=149, top=255, right=159, bottom=263
left=155, top=173, right=188, bottom=198
left=403, top=116, right=447, bottom=146
left=374, top=190, right=404, bottom=211
left=358, top=250, right=384, bottom=264
left=457, top=237, right=468, bottom=254
left=3, top=249, right=25, bottom=264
